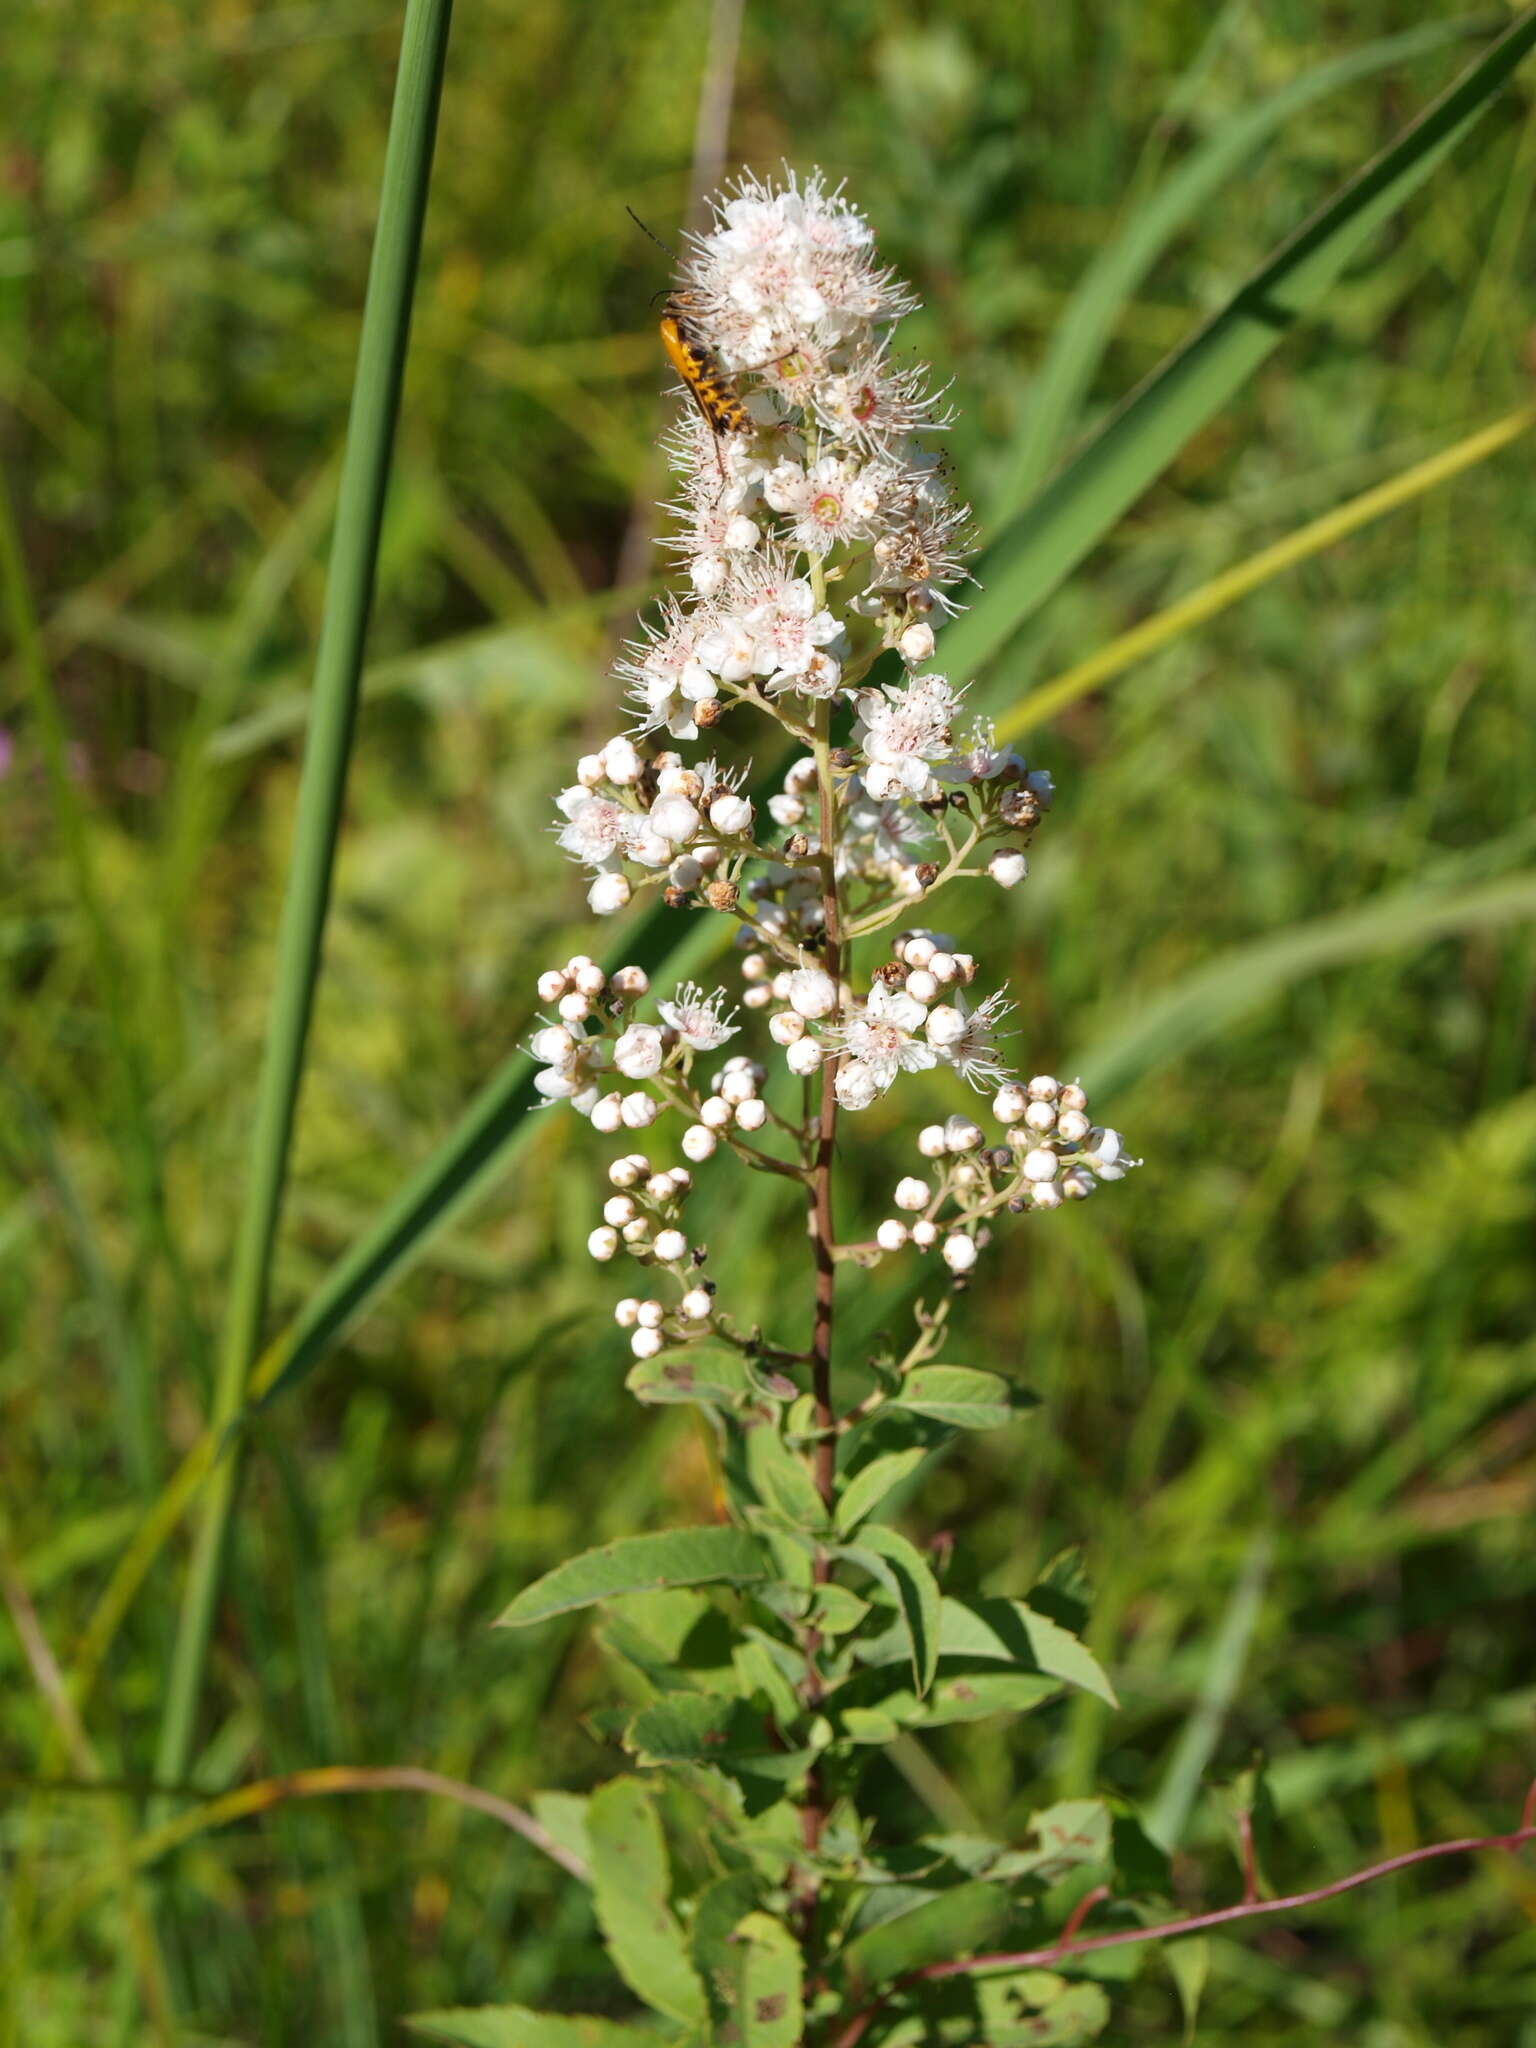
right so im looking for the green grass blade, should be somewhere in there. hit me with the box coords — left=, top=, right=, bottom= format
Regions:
left=947, top=7, right=1536, bottom=683
left=153, top=0, right=455, bottom=1798
left=991, top=18, right=1477, bottom=517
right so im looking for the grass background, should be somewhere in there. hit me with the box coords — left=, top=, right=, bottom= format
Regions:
left=3, top=0, right=1534, bottom=2040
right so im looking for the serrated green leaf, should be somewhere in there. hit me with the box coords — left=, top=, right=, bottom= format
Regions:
left=733, top=1635, right=802, bottom=1728
left=1017, top=1799, right=1113, bottom=1883
left=840, top=1879, right=1013, bottom=1994
left=920, top=1668, right=1063, bottom=1726
left=586, top=1778, right=706, bottom=2026
left=724, top=1913, right=803, bottom=2047
left=405, top=2008, right=654, bottom=2047
left=803, top=1582, right=870, bottom=1636
left=691, top=1872, right=760, bottom=2027
left=834, top=1448, right=928, bottom=1534
left=841, top=1526, right=942, bottom=1696
left=623, top=1692, right=800, bottom=1777
left=855, top=1597, right=1116, bottom=1706
left=496, top=1527, right=768, bottom=1627
left=625, top=1343, right=758, bottom=1407
left=894, top=1364, right=1032, bottom=1430
left=528, top=1792, right=590, bottom=1879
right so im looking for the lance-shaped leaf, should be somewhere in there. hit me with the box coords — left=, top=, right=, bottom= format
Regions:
left=834, top=1447, right=929, bottom=1535
left=894, top=1365, right=1034, bottom=1431
left=496, top=1527, right=768, bottom=1628
left=838, top=1526, right=942, bottom=1697
left=840, top=1879, right=1014, bottom=1995
left=406, top=2008, right=656, bottom=2046
left=585, top=1778, right=706, bottom=2027
left=720, top=1913, right=804, bottom=2048
left=623, top=1693, right=808, bottom=1784
left=856, top=1596, right=1117, bottom=1707
left=626, top=1343, right=767, bottom=1409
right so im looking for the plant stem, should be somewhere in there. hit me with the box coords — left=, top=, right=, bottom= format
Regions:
left=808, top=692, right=842, bottom=1519
left=152, top=0, right=454, bottom=1803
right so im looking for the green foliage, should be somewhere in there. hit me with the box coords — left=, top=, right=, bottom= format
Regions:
left=496, top=1528, right=770, bottom=1627
left=407, top=2012, right=659, bottom=2047
left=585, top=1778, right=706, bottom=2027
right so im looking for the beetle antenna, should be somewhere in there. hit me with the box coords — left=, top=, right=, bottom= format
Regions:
left=625, top=206, right=676, bottom=259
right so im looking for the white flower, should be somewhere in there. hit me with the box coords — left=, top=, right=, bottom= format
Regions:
left=555, top=789, right=633, bottom=870
left=939, top=719, right=1027, bottom=788
left=855, top=674, right=965, bottom=799
left=929, top=989, right=1015, bottom=1091
left=763, top=454, right=885, bottom=555
left=833, top=981, right=937, bottom=1098
left=529, top=1024, right=575, bottom=1067
left=657, top=983, right=738, bottom=1053
left=680, top=1287, right=713, bottom=1322
left=742, top=571, right=844, bottom=692
left=614, top=1025, right=665, bottom=1080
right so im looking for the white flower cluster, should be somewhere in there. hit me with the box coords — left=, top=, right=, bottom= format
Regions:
left=869, top=1076, right=1140, bottom=1275
left=526, top=166, right=1141, bottom=1359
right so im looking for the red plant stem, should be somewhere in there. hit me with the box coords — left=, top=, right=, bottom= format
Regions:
left=1057, top=1882, right=1110, bottom=1946
left=1238, top=1807, right=1258, bottom=1904
left=828, top=1803, right=1536, bottom=2047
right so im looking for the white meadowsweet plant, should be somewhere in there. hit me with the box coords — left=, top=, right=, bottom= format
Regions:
left=500, top=169, right=1145, bottom=2047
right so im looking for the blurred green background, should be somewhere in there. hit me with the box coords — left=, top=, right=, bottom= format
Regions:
left=3, top=1, right=1535, bottom=2041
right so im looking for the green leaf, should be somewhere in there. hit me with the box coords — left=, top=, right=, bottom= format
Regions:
left=585, top=1778, right=706, bottom=2027
left=691, top=1873, right=760, bottom=2027
left=802, top=1582, right=870, bottom=1636
left=975, top=1971, right=1113, bottom=2046
left=946, top=9, right=1536, bottom=683
left=723, top=1913, right=804, bottom=2048
left=1015, top=1799, right=1114, bottom=1883
left=834, top=1447, right=928, bottom=1534
left=405, top=2009, right=655, bottom=2047
left=857, top=1597, right=1116, bottom=1707
left=840, top=1879, right=1013, bottom=1994
left=1217, top=1754, right=1280, bottom=1899
left=496, top=1527, right=768, bottom=1627
left=528, top=1792, right=590, bottom=1879
left=919, top=1669, right=1063, bottom=1727
left=745, top=1422, right=829, bottom=1532
left=840, top=1526, right=943, bottom=1696
left=623, top=1693, right=803, bottom=1780
left=626, top=1343, right=760, bottom=1408
left=893, top=1365, right=1032, bottom=1431
left=1165, top=1937, right=1211, bottom=2046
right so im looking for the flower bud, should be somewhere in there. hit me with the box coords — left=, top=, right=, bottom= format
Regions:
left=690, top=553, right=727, bottom=597
left=536, top=969, right=569, bottom=1003
left=587, top=1226, right=619, bottom=1262
left=653, top=1228, right=687, bottom=1263
left=1025, top=1100, right=1057, bottom=1134
left=894, top=1176, right=930, bottom=1212
left=608, top=1155, right=648, bottom=1187
left=1022, top=1148, right=1059, bottom=1183
left=734, top=1097, right=767, bottom=1132
left=613, top=1297, right=640, bottom=1328
left=610, top=964, right=649, bottom=999
left=942, top=1233, right=978, bottom=1274
left=902, top=935, right=936, bottom=969
left=904, top=968, right=939, bottom=1003
left=557, top=990, right=591, bottom=1023
left=529, top=1024, right=575, bottom=1067
left=603, top=735, right=642, bottom=785
left=650, top=794, right=701, bottom=845
left=621, top=1092, right=658, bottom=1129
left=740, top=951, right=769, bottom=982
left=988, top=850, right=1027, bottom=888
left=785, top=1036, right=823, bottom=1076
left=709, top=793, right=754, bottom=836
left=928, top=951, right=958, bottom=985
left=1027, top=1074, right=1059, bottom=1101
left=587, top=869, right=631, bottom=917
left=681, top=1124, right=717, bottom=1162
left=533, top=1069, right=578, bottom=1102
left=876, top=1218, right=909, bottom=1251
left=1030, top=1179, right=1063, bottom=1211
left=614, top=1025, right=664, bottom=1080
left=700, top=1095, right=733, bottom=1130
left=719, top=1067, right=759, bottom=1106
left=788, top=966, right=837, bottom=1019
left=631, top=1326, right=664, bottom=1359
left=899, top=620, right=935, bottom=663
left=993, top=1082, right=1027, bottom=1125
left=603, top=1195, right=636, bottom=1226
left=636, top=1299, right=665, bottom=1328
left=680, top=1286, right=713, bottom=1321
left=926, top=1004, right=965, bottom=1048
left=576, top=752, right=606, bottom=787
left=769, top=1009, right=805, bottom=1045
left=917, top=1124, right=948, bottom=1158
left=911, top=1218, right=939, bottom=1248
left=1059, top=1082, right=1089, bottom=1113
left=1056, top=1108, right=1089, bottom=1144
left=944, top=1115, right=984, bottom=1153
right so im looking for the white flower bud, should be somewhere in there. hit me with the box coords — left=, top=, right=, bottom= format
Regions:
left=928, top=951, right=958, bottom=985
left=650, top=794, right=701, bottom=845
left=631, top=1326, right=664, bottom=1359
left=533, top=1069, right=578, bottom=1102
left=690, top=552, right=727, bottom=597
left=536, top=969, right=569, bottom=1003
left=709, top=793, right=754, bottom=836
left=657, top=765, right=703, bottom=801
left=608, top=1155, right=647, bottom=1187
left=740, top=952, right=769, bottom=982
left=945, top=1115, right=984, bottom=1153
left=681, top=1124, right=717, bottom=1162
left=1022, top=1148, right=1059, bottom=1183
left=573, top=964, right=607, bottom=999
left=911, top=1217, right=939, bottom=1248
left=628, top=829, right=671, bottom=868
left=529, top=1024, right=575, bottom=1067
left=610, top=964, right=649, bottom=999
left=788, top=966, right=837, bottom=1019
left=1031, top=1179, right=1064, bottom=1211
left=926, top=1004, right=965, bottom=1048
left=667, top=1166, right=692, bottom=1193
left=1027, top=1075, right=1060, bottom=1101
left=743, top=984, right=772, bottom=1008
left=680, top=1286, right=713, bottom=1321
left=894, top=1176, right=930, bottom=1212
left=572, top=1085, right=600, bottom=1118
left=587, top=1226, right=619, bottom=1262
left=834, top=1060, right=881, bottom=1111
left=636, top=1299, right=665, bottom=1328
left=768, top=793, right=806, bottom=827
left=899, top=620, right=935, bottom=663
left=589, top=867, right=632, bottom=914
left=668, top=855, right=703, bottom=889
left=719, top=1067, right=759, bottom=1106
left=769, top=1009, right=805, bottom=1045
left=876, top=1218, right=909, bottom=1251
left=1059, top=1082, right=1089, bottom=1113
left=653, top=1228, right=687, bottom=1263
left=621, top=1092, right=658, bottom=1129
left=904, top=968, right=939, bottom=1004
left=902, top=935, right=936, bottom=969
left=989, top=850, right=1027, bottom=889
left=603, top=1195, right=636, bottom=1226
left=993, top=1083, right=1027, bottom=1125
left=613, top=1297, right=640, bottom=1328
left=621, top=1217, right=650, bottom=1244
left=952, top=953, right=976, bottom=984
left=1056, top=1108, right=1090, bottom=1144
left=700, top=1095, right=733, bottom=1130
left=1062, top=1167, right=1096, bottom=1200
left=942, top=1233, right=978, bottom=1274
left=952, top=1162, right=980, bottom=1190
left=785, top=1036, right=823, bottom=1076
left=917, top=1124, right=948, bottom=1158
left=724, top=514, right=760, bottom=550
left=603, top=736, right=642, bottom=785
left=557, top=990, right=591, bottom=1023
left=576, top=752, right=606, bottom=787
left=1025, top=1100, right=1057, bottom=1134
left=613, top=1025, right=664, bottom=1080
left=734, top=1096, right=767, bottom=1132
